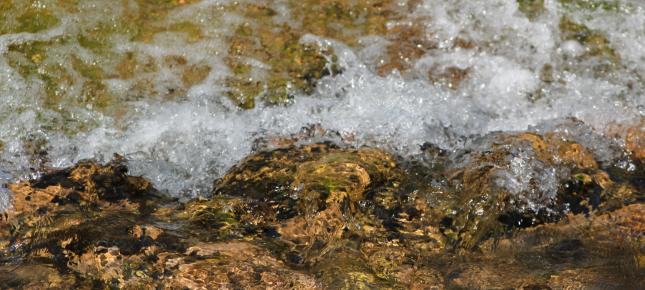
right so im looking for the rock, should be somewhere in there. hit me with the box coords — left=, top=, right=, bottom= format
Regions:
left=210, top=143, right=401, bottom=264
left=0, top=157, right=322, bottom=289
left=377, top=20, right=437, bottom=76
left=559, top=16, right=620, bottom=67
left=517, top=0, right=545, bottom=19
left=163, top=242, right=320, bottom=289
left=0, top=157, right=175, bottom=288
left=0, top=136, right=642, bottom=288
left=434, top=132, right=638, bottom=249
left=626, top=122, right=645, bottom=162
left=460, top=203, right=645, bottom=289
left=1, top=157, right=158, bottom=258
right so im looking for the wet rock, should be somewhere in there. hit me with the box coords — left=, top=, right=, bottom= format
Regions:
left=377, top=20, right=437, bottom=76
left=211, top=143, right=401, bottom=264
left=435, top=132, right=638, bottom=249
left=163, top=242, right=320, bottom=289
left=223, top=0, right=431, bottom=107
left=470, top=203, right=645, bottom=289
left=0, top=263, right=81, bottom=289
left=0, top=157, right=323, bottom=289
left=559, top=16, right=620, bottom=66
left=223, top=3, right=349, bottom=109
left=225, top=23, right=341, bottom=108
left=0, top=157, right=171, bottom=288
left=0, top=135, right=642, bottom=288
left=427, top=66, right=471, bottom=90
left=558, top=0, right=620, bottom=11
left=1, top=158, right=156, bottom=254
left=312, top=248, right=403, bottom=289
left=518, top=0, right=545, bottom=19
left=626, top=122, right=645, bottom=162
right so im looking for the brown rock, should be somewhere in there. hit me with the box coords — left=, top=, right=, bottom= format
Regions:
left=626, top=122, right=645, bottom=161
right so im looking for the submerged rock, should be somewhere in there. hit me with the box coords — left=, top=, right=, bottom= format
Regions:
left=210, top=143, right=404, bottom=264
left=434, top=132, right=640, bottom=249
left=0, top=134, right=642, bottom=288
left=0, top=157, right=320, bottom=289
left=517, top=0, right=545, bottom=20
left=626, top=121, right=645, bottom=162
left=0, top=157, right=170, bottom=288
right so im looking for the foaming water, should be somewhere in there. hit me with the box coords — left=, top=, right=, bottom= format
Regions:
left=1, top=0, right=644, bottom=201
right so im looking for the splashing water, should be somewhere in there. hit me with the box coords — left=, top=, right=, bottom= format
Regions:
left=0, top=0, right=644, bottom=202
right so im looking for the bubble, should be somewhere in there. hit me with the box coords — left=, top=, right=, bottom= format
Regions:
left=0, top=0, right=642, bottom=205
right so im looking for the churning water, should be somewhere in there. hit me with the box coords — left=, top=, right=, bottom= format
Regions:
left=0, top=0, right=644, bottom=206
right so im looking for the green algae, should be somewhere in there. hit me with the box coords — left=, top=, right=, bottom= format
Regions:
left=559, top=0, right=620, bottom=11
left=4, top=38, right=115, bottom=136
left=0, top=0, right=405, bottom=122
left=219, top=0, right=420, bottom=108
left=518, top=0, right=545, bottom=19
left=6, top=38, right=64, bottom=77
left=0, top=0, right=12, bottom=35
left=77, top=23, right=115, bottom=54
left=288, top=0, right=398, bottom=45
left=1, top=1, right=211, bottom=134
left=16, top=8, right=60, bottom=33
left=71, top=55, right=106, bottom=80
left=168, top=21, right=203, bottom=43
left=559, top=16, right=620, bottom=63
left=225, top=22, right=341, bottom=108
left=1, top=139, right=643, bottom=288
left=125, top=0, right=203, bottom=42
left=0, top=0, right=227, bottom=140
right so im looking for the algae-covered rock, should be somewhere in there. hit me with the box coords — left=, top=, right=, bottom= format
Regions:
left=626, top=121, right=645, bottom=162
left=16, top=8, right=59, bottom=33
left=222, top=0, right=428, bottom=108
left=162, top=241, right=321, bottom=289
left=0, top=157, right=169, bottom=288
left=518, top=0, right=545, bottom=19
left=224, top=11, right=342, bottom=108
left=457, top=203, right=645, bottom=289
left=210, top=143, right=402, bottom=264
left=435, top=131, right=639, bottom=249
left=559, top=0, right=620, bottom=11
left=559, top=16, right=620, bottom=64
left=0, top=133, right=642, bottom=288
left=0, top=157, right=322, bottom=289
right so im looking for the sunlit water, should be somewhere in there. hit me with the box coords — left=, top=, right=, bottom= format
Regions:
left=1, top=0, right=644, bottom=208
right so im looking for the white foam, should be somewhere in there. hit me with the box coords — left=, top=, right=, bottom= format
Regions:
left=0, top=0, right=643, bottom=204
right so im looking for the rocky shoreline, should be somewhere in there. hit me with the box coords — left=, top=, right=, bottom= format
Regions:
left=1, top=126, right=643, bottom=289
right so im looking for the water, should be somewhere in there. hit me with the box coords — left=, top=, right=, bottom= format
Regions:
left=0, top=0, right=644, bottom=202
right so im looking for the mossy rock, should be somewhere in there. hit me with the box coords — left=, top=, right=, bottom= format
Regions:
left=559, top=16, right=620, bottom=63
left=209, top=143, right=402, bottom=264
left=16, top=8, right=60, bottom=33
left=558, top=0, right=619, bottom=11
left=225, top=24, right=341, bottom=109
left=517, top=0, right=545, bottom=19
left=436, top=132, right=639, bottom=249
left=213, top=143, right=396, bottom=214
left=1, top=136, right=643, bottom=288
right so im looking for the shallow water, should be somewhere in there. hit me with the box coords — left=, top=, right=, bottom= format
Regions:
left=0, top=0, right=644, bottom=203
left=0, top=2, right=644, bottom=288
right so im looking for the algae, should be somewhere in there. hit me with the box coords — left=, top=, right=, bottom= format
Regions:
left=518, top=0, right=545, bottom=19
left=559, top=16, right=620, bottom=63
left=1, top=136, right=642, bottom=288
left=559, top=0, right=620, bottom=11
left=16, top=8, right=60, bottom=33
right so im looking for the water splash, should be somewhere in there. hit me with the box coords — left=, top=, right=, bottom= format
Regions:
left=0, top=0, right=643, bottom=200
